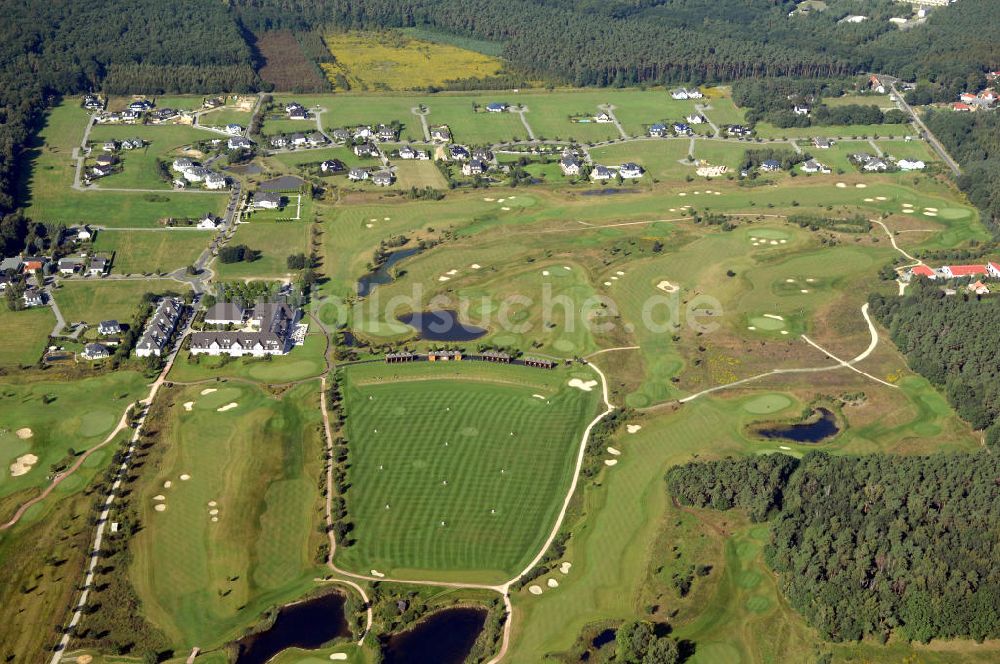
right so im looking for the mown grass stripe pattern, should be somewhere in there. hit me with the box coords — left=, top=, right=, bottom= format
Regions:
left=339, top=376, right=596, bottom=578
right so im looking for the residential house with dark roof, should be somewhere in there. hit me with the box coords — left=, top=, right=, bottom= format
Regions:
left=189, top=301, right=300, bottom=357
left=135, top=297, right=184, bottom=358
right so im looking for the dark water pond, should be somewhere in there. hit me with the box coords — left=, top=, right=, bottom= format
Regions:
left=592, top=628, right=616, bottom=648
left=580, top=188, right=637, bottom=196
left=398, top=310, right=487, bottom=341
left=357, top=247, right=421, bottom=297
left=382, top=607, right=488, bottom=664
left=235, top=593, right=350, bottom=664
left=757, top=407, right=840, bottom=443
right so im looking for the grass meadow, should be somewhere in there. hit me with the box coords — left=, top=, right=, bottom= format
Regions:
left=129, top=381, right=326, bottom=648
left=335, top=361, right=600, bottom=583
left=87, top=124, right=214, bottom=190
left=0, top=307, right=55, bottom=367
left=56, top=280, right=169, bottom=325
left=92, top=230, right=209, bottom=274
left=213, top=219, right=313, bottom=281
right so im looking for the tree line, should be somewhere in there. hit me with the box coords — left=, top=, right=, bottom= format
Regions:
left=869, top=280, right=1000, bottom=441
left=667, top=450, right=1000, bottom=643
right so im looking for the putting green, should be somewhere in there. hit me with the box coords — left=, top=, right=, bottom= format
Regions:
left=746, top=228, right=790, bottom=240
left=937, top=208, right=970, bottom=220
left=76, top=410, right=117, bottom=437
left=690, top=641, right=743, bottom=664
left=743, top=394, right=792, bottom=414
left=745, top=595, right=772, bottom=613
left=747, top=315, right=786, bottom=331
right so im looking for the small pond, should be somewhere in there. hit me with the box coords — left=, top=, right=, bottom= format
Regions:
left=756, top=407, right=840, bottom=443
left=235, top=593, right=350, bottom=664
left=580, top=188, right=638, bottom=196
left=357, top=247, right=421, bottom=297
left=381, top=607, right=488, bottom=664
left=398, top=310, right=487, bottom=342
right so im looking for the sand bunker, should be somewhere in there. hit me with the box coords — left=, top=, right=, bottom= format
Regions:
left=747, top=326, right=756, bottom=330
left=200, top=388, right=217, bottom=396
left=779, top=446, right=791, bottom=451
left=563, top=266, right=571, bottom=271
left=533, top=394, right=546, bottom=400
left=501, top=206, right=511, bottom=211
left=153, top=495, right=166, bottom=501
left=656, top=280, right=679, bottom=294
left=924, top=212, right=938, bottom=217
left=547, top=579, right=559, bottom=588
left=863, top=198, right=874, bottom=203
left=383, top=217, right=390, bottom=221
left=679, top=192, right=687, bottom=197
left=785, top=278, right=795, bottom=283
left=542, top=270, right=550, bottom=276
left=603, top=281, right=612, bottom=286
left=154, top=504, right=167, bottom=512
left=876, top=196, right=888, bottom=201
left=616, top=270, right=625, bottom=276
left=483, top=197, right=494, bottom=202
left=209, top=509, right=219, bottom=516
left=855, top=183, right=867, bottom=188
left=471, top=263, right=481, bottom=269
left=836, top=182, right=847, bottom=188
left=607, top=446, right=621, bottom=456
left=208, top=500, right=217, bottom=507
left=528, top=585, right=543, bottom=595
left=925, top=207, right=938, bottom=212
left=763, top=314, right=785, bottom=321
left=370, top=570, right=386, bottom=578
left=560, top=562, right=572, bottom=574
left=447, top=269, right=458, bottom=275
left=211, top=516, right=218, bottom=522
left=10, top=454, right=39, bottom=477
left=180, top=473, right=191, bottom=481
left=366, top=223, right=373, bottom=228
left=330, top=655, right=348, bottom=662
left=568, top=378, right=598, bottom=392
left=15, top=428, right=33, bottom=439
left=164, top=480, right=172, bottom=489
left=217, top=403, right=238, bottom=412
left=183, top=401, right=194, bottom=411
left=438, top=276, right=450, bottom=282
left=800, top=289, right=809, bottom=293
left=604, top=459, right=618, bottom=466
left=780, top=330, right=789, bottom=335
left=626, top=424, right=642, bottom=433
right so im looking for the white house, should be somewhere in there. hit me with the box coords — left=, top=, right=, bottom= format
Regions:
left=801, top=159, right=831, bottom=174
left=595, top=112, right=614, bottom=123
left=224, top=124, right=243, bottom=135
left=372, top=171, right=395, bottom=187
left=204, top=173, right=227, bottom=190
left=290, top=133, right=308, bottom=148
left=82, top=343, right=110, bottom=360
left=348, top=168, right=369, bottom=181
left=793, top=104, right=810, bottom=116
left=560, top=156, right=582, bottom=176
left=228, top=136, right=253, bottom=150
left=648, top=123, right=668, bottom=137
left=204, top=301, right=245, bottom=326
left=172, top=157, right=194, bottom=172
left=686, top=114, right=704, bottom=125
left=183, top=167, right=210, bottom=183
left=135, top=297, right=184, bottom=358
left=590, top=165, right=613, bottom=180
left=897, top=159, right=925, bottom=171
left=252, top=192, right=282, bottom=209
left=619, top=163, right=644, bottom=178
left=197, top=214, right=220, bottom=229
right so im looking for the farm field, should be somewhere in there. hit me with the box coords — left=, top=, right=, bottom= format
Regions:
left=213, top=219, right=312, bottom=280
left=825, top=94, right=894, bottom=108
left=92, top=230, right=209, bottom=274
left=321, top=32, right=504, bottom=91
left=198, top=106, right=253, bottom=130
left=128, top=381, right=326, bottom=648
left=335, top=361, right=600, bottom=583
left=0, top=371, right=147, bottom=501
left=0, top=307, right=55, bottom=367
left=392, top=160, right=448, bottom=189
left=421, top=96, right=528, bottom=144
left=55, top=280, right=168, bottom=326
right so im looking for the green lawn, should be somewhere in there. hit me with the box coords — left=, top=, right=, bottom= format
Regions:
left=93, top=230, right=210, bottom=274
left=87, top=124, right=216, bottom=190
left=167, top=333, right=327, bottom=383
left=55, top=280, right=173, bottom=325
left=0, top=371, right=147, bottom=500
left=0, top=307, right=55, bottom=367
left=198, top=107, right=253, bottom=131
left=589, top=140, right=693, bottom=181
left=214, top=219, right=312, bottom=280
left=754, top=122, right=913, bottom=140
left=335, top=361, right=600, bottom=583
left=129, top=381, right=325, bottom=648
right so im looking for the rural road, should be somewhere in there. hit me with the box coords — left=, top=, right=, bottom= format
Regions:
left=513, top=107, right=536, bottom=141
left=695, top=103, right=721, bottom=137
left=890, top=82, right=961, bottom=177
left=598, top=104, right=628, bottom=140
left=411, top=106, right=431, bottom=141
left=49, top=318, right=194, bottom=663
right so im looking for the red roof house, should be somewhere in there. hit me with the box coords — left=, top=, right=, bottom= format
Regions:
left=941, top=264, right=987, bottom=278
left=910, top=265, right=936, bottom=279
left=953, top=102, right=972, bottom=112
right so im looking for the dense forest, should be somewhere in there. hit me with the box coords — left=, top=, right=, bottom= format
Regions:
left=869, top=280, right=1000, bottom=441
left=667, top=451, right=1000, bottom=643
left=923, top=110, right=1000, bottom=233
left=0, top=0, right=256, bottom=222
